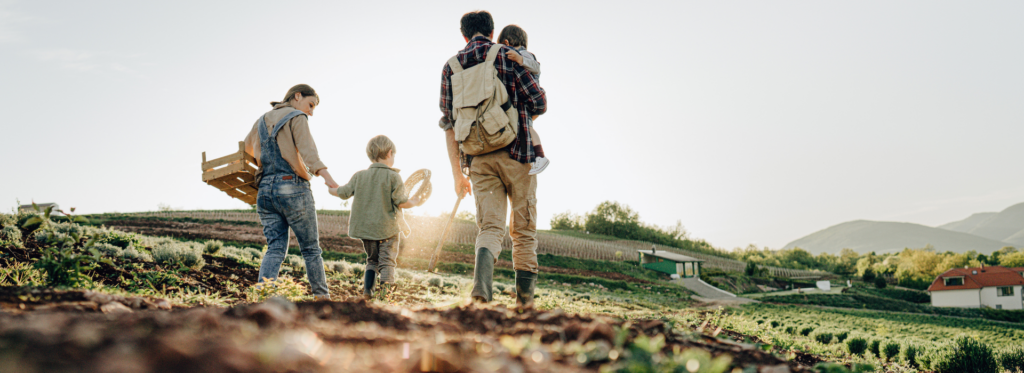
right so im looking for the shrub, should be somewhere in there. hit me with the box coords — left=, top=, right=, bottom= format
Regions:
left=50, top=222, right=85, bottom=238
left=998, top=345, right=1024, bottom=373
left=917, top=348, right=934, bottom=371
left=120, top=247, right=152, bottom=261
left=834, top=330, right=849, bottom=343
left=873, top=276, right=887, bottom=289
left=285, top=255, right=304, bottom=268
left=868, top=339, right=881, bottom=357
left=930, top=335, right=999, bottom=373
left=92, top=242, right=123, bottom=257
left=427, top=276, right=443, bottom=288
left=152, top=242, right=205, bottom=269
left=770, top=320, right=780, bottom=328
left=881, top=340, right=900, bottom=361
left=812, top=330, right=834, bottom=344
left=0, top=225, right=23, bottom=247
left=813, top=363, right=874, bottom=373
left=97, top=230, right=140, bottom=250
left=800, top=326, right=814, bottom=336
left=862, top=268, right=875, bottom=283
left=846, top=336, right=868, bottom=356
left=901, top=342, right=921, bottom=368
left=203, top=240, right=223, bottom=254
left=33, top=230, right=72, bottom=247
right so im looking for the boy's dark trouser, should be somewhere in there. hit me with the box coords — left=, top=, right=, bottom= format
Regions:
left=362, top=236, right=399, bottom=284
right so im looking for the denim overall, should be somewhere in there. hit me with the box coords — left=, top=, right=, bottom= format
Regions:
left=255, top=109, right=329, bottom=297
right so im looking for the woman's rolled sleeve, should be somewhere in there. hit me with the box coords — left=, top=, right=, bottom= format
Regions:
left=290, top=116, right=328, bottom=175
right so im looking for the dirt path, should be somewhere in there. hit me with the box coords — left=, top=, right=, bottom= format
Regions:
left=107, top=219, right=653, bottom=285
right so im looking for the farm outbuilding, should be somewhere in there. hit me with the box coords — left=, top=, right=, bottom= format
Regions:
left=928, top=265, right=1024, bottom=310
left=638, top=249, right=703, bottom=278
left=19, top=203, right=59, bottom=213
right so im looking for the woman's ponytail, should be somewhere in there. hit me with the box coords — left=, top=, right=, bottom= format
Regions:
left=271, top=84, right=319, bottom=107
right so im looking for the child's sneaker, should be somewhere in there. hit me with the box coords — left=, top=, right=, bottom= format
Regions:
left=529, top=157, right=550, bottom=175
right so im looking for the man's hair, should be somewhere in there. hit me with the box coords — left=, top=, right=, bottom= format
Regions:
left=497, top=25, right=528, bottom=49
left=460, top=11, right=494, bottom=39
left=366, top=135, right=396, bottom=162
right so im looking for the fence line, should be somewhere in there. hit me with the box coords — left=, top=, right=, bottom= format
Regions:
left=132, top=211, right=828, bottom=278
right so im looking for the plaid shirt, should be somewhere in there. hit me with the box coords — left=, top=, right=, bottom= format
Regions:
left=439, top=36, right=547, bottom=163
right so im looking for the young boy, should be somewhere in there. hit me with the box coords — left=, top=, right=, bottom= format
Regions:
left=329, top=135, right=421, bottom=298
left=498, top=24, right=549, bottom=175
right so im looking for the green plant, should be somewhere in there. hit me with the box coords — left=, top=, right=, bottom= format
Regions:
left=34, top=245, right=109, bottom=288
left=0, top=225, right=22, bottom=247
left=770, top=320, right=780, bottom=328
left=812, top=330, right=834, bottom=344
left=247, top=276, right=308, bottom=302
left=930, top=335, right=999, bottom=373
left=881, top=340, right=900, bottom=361
left=152, top=242, right=205, bottom=269
left=98, top=230, right=141, bottom=250
left=862, top=268, right=875, bottom=283
left=900, top=342, right=921, bottom=368
left=0, top=261, right=45, bottom=286
left=785, top=326, right=797, bottom=334
left=874, top=276, right=887, bottom=289
left=203, top=239, right=223, bottom=254
left=813, top=363, right=874, bottom=373
left=834, top=330, right=849, bottom=343
left=800, top=326, right=814, bottom=336
left=868, top=339, right=881, bottom=357
left=846, top=336, right=868, bottom=356
left=998, top=345, right=1024, bottom=373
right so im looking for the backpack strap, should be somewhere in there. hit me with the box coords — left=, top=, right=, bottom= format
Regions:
left=447, top=56, right=463, bottom=74
left=485, top=43, right=504, bottom=63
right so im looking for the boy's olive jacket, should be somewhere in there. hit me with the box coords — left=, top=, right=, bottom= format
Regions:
left=336, top=163, right=409, bottom=240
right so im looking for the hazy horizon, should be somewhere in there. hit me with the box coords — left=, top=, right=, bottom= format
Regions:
left=2, top=1, right=1022, bottom=251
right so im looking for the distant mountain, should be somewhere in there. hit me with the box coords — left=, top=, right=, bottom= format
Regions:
left=940, top=202, right=1024, bottom=246
left=783, top=220, right=1013, bottom=255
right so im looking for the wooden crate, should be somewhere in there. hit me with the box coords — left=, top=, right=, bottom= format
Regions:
left=202, top=141, right=259, bottom=205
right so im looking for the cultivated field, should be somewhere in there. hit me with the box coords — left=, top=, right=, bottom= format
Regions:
left=2, top=210, right=1022, bottom=373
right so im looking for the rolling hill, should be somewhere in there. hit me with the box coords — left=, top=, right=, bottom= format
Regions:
left=939, top=202, right=1024, bottom=246
left=782, top=220, right=1013, bottom=255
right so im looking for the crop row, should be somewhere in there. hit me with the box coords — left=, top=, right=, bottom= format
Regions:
left=129, top=211, right=829, bottom=279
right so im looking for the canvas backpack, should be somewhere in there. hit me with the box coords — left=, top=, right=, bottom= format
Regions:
left=447, top=44, right=519, bottom=156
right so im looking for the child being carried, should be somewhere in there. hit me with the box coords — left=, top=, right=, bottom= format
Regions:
left=329, top=135, right=421, bottom=298
left=499, top=24, right=549, bottom=175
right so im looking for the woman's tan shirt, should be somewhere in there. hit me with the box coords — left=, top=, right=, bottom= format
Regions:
left=243, top=103, right=327, bottom=181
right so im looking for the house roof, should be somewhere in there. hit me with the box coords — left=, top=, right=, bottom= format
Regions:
left=638, top=250, right=703, bottom=263
left=928, top=265, right=1024, bottom=292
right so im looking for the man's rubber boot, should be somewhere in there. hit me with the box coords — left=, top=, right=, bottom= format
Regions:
left=363, top=269, right=376, bottom=298
left=515, top=270, right=537, bottom=308
left=470, top=247, right=494, bottom=303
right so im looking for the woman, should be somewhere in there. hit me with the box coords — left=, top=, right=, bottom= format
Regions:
left=243, top=84, right=338, bottom=300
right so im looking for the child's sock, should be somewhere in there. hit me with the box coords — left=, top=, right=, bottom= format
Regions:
left=534, top=145, right=546, bottom=158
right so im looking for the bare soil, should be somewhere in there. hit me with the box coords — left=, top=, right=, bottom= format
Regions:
left=0, top=295, right=818, bottom=373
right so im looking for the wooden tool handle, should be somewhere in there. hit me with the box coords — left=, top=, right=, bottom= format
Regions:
left=427, top=193, right=464, bottom=272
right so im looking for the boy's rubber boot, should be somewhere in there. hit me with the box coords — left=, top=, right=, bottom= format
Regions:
left=363, top=269, right=376, bottom=298
left=470, top=247, right=494, bottom=303
left=514, top=270, right=537, bottom=308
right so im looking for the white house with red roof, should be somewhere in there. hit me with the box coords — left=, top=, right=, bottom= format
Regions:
left=928, top=265, right=1024, bottom=310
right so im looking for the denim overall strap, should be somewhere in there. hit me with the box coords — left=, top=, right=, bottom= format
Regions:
left=256, top=110, right=306, bottom=178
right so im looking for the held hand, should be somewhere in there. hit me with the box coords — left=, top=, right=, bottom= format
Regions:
left=506, top=51, right=523, bottom=65
left=454, top=174, right=472, bottom=198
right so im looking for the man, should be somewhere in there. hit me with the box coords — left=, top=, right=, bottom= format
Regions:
left=438, top=10, right=547, bottom=306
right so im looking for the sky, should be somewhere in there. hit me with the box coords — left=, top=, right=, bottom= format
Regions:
left=1, top=1, right=1023, bottom=250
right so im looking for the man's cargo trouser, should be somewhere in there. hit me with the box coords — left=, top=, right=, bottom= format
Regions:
left=470, top=151, right=538, bottom=273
